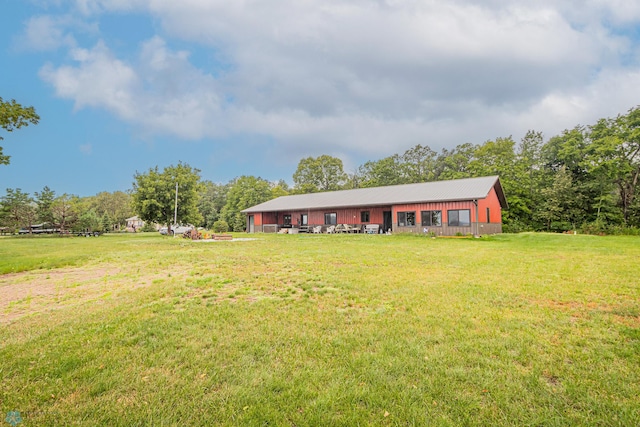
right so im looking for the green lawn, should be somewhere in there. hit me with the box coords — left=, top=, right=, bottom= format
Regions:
left=1, top=232, right=639, bottom=426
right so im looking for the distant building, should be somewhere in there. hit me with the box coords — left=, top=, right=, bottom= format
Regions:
left=126, top=216, right=144, bottom=232
left=242, top=176, right=507, bottom=236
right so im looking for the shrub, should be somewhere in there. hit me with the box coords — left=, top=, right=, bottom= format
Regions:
left=580, top=221, right=640, bottom=236
left=213, top=220, right=229, bottom=233
left=141, top=222, right=156, bottom=232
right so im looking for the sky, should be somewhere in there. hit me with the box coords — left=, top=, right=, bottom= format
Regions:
left=1, top=0, right=640, bottom=197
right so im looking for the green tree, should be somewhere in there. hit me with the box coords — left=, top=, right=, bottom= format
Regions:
left=357, top=155, right=407, bottom=188
left=221, top=176, right=273, bottom=231
left=0, top=188, right=36, bottom=232
left=132, top=163, right=203, bottom=233
left=293, top=155, right=347, bottom=193
left=101, top=213, right=112, bottom=233
left=34, top=186, right=56, bottom=225
left=437, top=143, right=477, bottom=180
left=507, top=131, right=546, bottom=231
left=401, top=144, right=438, bottom=183
left=51, top=194, right=79, bottom=233
left=587, top=107, right=640, bottom=226
left=198, top=181, right=229, bottom=229
left=90, top=191, right=132, bottom=231
left=77, top=209, right=102, bottom=232
left=541, top=127, right=598, bottom=224
left=0, top=97, right=40, bottom=165
left=536, top=166, right=581, bottom=231
left=271, top=179, right=290, bottom=199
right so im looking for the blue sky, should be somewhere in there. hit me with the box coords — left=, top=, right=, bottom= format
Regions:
left=1, top=0, right=640, bottom=197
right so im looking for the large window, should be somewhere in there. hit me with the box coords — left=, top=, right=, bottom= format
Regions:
left=421, top=210, right=442, bottom=226
left=324, top=212, right=337, bottom=225
left=448, top=209, right=471, bottom=227
left=360, top=211, right=370, bottom=223
left=397, top=211, right=416, bottom=227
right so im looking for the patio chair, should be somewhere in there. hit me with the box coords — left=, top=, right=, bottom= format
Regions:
left=326, top=225, right=336, bottom=234
left=312, top=225, right=323, bottom=234
left=343, top=224, right=356, bottom=233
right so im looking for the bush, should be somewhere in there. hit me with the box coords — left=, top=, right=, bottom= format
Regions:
left=550, top=221, right=573, bottom=233
left=141, top=222, right=156, bottom=232
left=502, top=218, right=530, bottom=233
left=580, top=221, right=640, bottom=236
left=213, top=220, right=229, bottom=233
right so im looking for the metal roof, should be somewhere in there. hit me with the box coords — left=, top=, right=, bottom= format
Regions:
left=242, top=176, right=507, bottom=213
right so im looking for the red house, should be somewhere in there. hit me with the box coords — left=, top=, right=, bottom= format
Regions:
left=242, top=176, right=507, bottom=236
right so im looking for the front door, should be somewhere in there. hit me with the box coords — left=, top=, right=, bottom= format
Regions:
left=248, top=215, right=255, bottom=233
left=383, top=211, right=392, bottom=233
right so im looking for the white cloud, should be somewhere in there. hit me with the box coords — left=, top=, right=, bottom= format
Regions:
left=40, top=37, right=224, bottom=140
left=40, top=41, right=139, bottom=119
left=36, top=0, right=640, bottom=162
left=17, top=15, right=77, bottom=51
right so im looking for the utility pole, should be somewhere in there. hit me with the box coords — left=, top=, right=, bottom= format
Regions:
left=173, top=182, right=178, bottom=233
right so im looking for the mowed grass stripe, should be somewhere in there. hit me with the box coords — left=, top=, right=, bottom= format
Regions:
left=0, top=233, right=638, bottom=425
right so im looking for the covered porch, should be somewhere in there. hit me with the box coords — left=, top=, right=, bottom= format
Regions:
left=246, top=206, right=392, bottom=234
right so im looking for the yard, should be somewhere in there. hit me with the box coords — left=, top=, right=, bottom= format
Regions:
left=1, top=232, right=639, bottom=426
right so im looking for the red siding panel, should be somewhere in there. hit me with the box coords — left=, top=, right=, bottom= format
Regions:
left=260, top=206, right=390, bottom=226
left=247, top=183, right=504, bottom=235
left=478, top=187, right=502, bottom=223
left=393, top=201, right=477, bottom=225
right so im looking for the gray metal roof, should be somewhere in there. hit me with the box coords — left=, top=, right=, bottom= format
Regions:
left=242, top=176, right=507, bottom=213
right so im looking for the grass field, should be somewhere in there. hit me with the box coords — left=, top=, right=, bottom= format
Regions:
left=1, top=232, right=639, bottom=426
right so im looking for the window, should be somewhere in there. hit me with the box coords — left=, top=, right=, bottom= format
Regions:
left=301, top=214, right=308, bottom=225
left=421, top=210, right=442, bottom=226
left=448, top=209, right=471, bottom=227
left=283, top=214, right=292, bottom=226
left=360, top=211, right=370, bottom=223
left=397, top=211, right=416, bottom=227
left=486, top=208, right=490, bottom=223
left=324, top=212, right=337, bottom=225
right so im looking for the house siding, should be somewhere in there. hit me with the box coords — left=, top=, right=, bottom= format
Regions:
left=243, top=178, right=506, bottom=236
left=392, top=188, right=503, bottom=235
left=256, top=206, right=391, bottom=232
left=393, top=201, right=476, bottom=235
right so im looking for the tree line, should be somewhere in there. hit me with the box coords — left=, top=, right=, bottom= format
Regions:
left=2, top=95, right=639, bottom=235
left=126, top=105, right=640, bottom=234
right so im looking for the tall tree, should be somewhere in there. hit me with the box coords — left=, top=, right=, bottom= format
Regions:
left=90, top=191, right=132, bottom=231
left=357, top=155, right=407, bottom=188
left=510, top=131, right=546, bottom=230
left=51, top=194, right=78, bottom=233
left=221, top=176, right=273, bottom=231
left=401, top=144, right=438, bottom=183
left=271, top=179, right=290, bottom=198
left=0, top=97, right=40, bottom=165
left=587, top=107, right=640, bottom=225
left=132, top=163, right=203, bottom=233
left=536, top=166, right=581, bottom=231
left=293, top=155, right=347, bottom=193
left=34, top=186, right=56, bottom=225
left=437, top=143, right=477, bottom=180
left=198, top=181, right=230, bottom=229
left=77, top=209, right=102, bottom=232
left=0, top=188, right=36, bottom=232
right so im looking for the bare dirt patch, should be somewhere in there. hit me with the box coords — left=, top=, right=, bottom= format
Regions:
left=0, top=264, right=172, bottom=324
